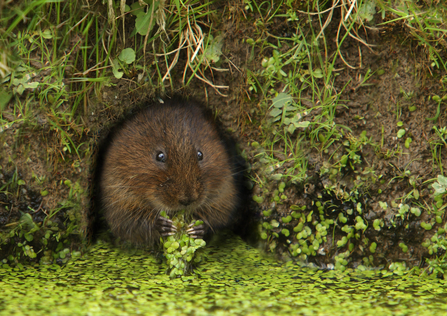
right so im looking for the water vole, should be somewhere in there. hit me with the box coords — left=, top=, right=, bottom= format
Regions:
left=98, top=98, right=244, bottom=245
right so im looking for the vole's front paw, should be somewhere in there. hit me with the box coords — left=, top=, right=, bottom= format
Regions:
left=156, top=216, right=176, bottom=237
left=186, top=223, right=206, bottom=239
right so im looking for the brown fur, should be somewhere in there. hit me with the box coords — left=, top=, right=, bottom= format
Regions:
left=99, top=99, right=241, bottom=245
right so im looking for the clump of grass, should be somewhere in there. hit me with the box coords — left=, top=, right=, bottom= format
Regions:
left=105, top=0, right=225, bottom=94
left=297, top=0, right=377, bottom=69
left=377, top=0, right=447, bottom=69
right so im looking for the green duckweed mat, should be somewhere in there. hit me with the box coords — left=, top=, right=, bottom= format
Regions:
left=1, top=233, right=447, bottom=316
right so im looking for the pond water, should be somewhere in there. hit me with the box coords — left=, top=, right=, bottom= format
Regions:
left=1, top=233, right=446, bottom=315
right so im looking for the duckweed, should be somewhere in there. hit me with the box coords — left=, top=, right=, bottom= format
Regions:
left=252, top=195, right=264, bottom=204
left=281, top=229, right=290, bottom=237
left=373, top=219, right=383, bottom=231
left=160, top=211, right=206, bottom=278
left=2, top=233, right=447, bottom=315
left=399, top=242, right=409, bottom=253
left=421, top=222, right=433, bottom=230
left=410, top=207, right=421, bottom=216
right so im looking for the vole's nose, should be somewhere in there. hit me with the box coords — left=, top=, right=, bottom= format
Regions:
left=179, top=197, right=194, bottom=206
left=178, top=190, right=199, bottom=206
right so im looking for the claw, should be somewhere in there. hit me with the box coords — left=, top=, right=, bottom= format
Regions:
left=156, top=216, right=176, bottom=236
left=187, top=223, right=205, bottom=239
left=160, top=231, right=175, bottom=237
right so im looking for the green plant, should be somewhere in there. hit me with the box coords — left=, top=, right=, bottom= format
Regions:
left=377, top=1, right=447, bottom=70
left=160, top=210, right=206, bottom=278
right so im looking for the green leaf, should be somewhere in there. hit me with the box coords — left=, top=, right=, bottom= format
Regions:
left=271, top=92, right=293, bottom=109
left=312, top=68, right=323, bottom=78
left=112, top=59, right=123, bottom=79
left=398, top=204, right=409, bottom=216
left=337, top=236, right=348, bottom=247
left=118, top=48, right=136, bottom=64
left=355, top=216, right=367, bottom=231
left=130, top=2, right=145, bottom=16
left=410, top=207, right=421, bottom=217
left=373, top=219, right=382, bottom=231
left=421, top=222, right=433, bottom=230
left=358, top=1, right=376, bottom=21
left=0, top=89, right=12, bottom=111
left=281, top=229, right=290, bottom=237
left=399, top=243, right=408, bottom=253
left=41, top=29, right=52, bottom=39
left=204, top=34, right=223, bottom=63
left=135, top=1, right=159, bottom=36
left=287, top=124, right=296, bottom=134
left=293, top=121, right=310, bottom=128
left=24, top=81, right=39, bottom=89
left=24, top=233, right=33, bottom=242
left=269, top=107, right=282, bottom=118
left=433, top=175, right=447, bottom=196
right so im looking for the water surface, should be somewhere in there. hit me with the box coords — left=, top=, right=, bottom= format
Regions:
left=1, top=233, right=446, bottom=315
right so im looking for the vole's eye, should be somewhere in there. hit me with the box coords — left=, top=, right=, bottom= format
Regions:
left=156, top=151, right=167, bottom=163
left=197, top=151, right=203, bottom=161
